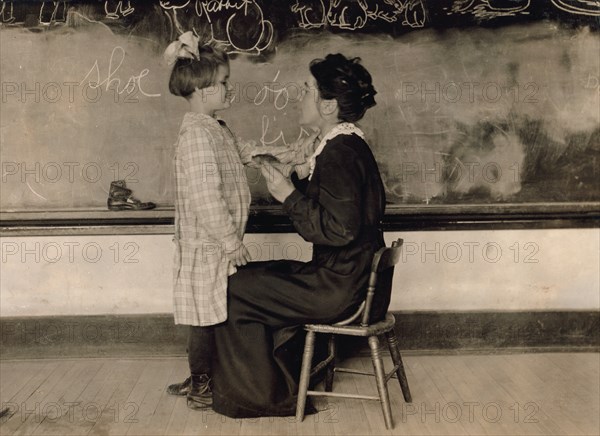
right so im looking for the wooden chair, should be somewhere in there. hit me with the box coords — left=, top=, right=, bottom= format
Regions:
left=295, top=238, right=412, bottom=429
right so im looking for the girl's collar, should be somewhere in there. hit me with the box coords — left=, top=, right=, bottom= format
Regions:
left=184, top=111, right=224, bottom=125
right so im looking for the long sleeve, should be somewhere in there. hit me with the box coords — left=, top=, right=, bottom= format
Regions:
left=181, top=127, right=243, bottom=252
left=282, top=143, right=363, bottom=246
left=234, top=136, right=257, bottom=166
left=217, top=119, right=258, bottom=167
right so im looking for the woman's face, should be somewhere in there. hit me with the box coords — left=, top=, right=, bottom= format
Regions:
left=299, top=74, right=321, bottom=127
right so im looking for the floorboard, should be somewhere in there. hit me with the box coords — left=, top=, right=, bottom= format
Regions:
left=0, top=353, right=598, bottom=436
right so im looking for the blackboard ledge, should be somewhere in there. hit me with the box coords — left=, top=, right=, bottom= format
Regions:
left=1, top=202, right=598, bottom=236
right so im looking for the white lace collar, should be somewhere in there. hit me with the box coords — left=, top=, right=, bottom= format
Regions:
left=308, top=123, right=365, bottom=180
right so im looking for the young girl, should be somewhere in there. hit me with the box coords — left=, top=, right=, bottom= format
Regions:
left=164, top=32, right=255, bottom=410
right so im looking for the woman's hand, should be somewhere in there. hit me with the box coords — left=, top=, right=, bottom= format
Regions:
left=226, top=243, right=251, bottom=267
left=293, top=161, right=312, bottom=180
left=260, top=161, right=295, bottom=203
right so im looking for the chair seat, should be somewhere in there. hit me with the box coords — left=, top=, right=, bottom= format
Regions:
left=304, top=313, right=396, bottom=337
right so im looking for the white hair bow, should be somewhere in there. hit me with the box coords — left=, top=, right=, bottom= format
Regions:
left=163, top=31, right=200, bottom=65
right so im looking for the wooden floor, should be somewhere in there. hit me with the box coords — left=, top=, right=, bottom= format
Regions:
left=0, top=353, right=598, bottom=435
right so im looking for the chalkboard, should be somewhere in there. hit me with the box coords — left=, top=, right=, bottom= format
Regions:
left=1, top=0, right=599, bottom=214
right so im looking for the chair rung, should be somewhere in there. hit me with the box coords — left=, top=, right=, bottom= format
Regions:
left=335, top=367, right=374, bottom=376
left=385, top=365, right=400, bottom=383
left=336, top=367, right=398, bottom=380
left=307, top=390, right=380, bottom=401
left=310, top=355, right=334, bottom=377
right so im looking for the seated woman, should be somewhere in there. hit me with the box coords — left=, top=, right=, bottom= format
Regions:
left=211, top=53, right=392, bottom=418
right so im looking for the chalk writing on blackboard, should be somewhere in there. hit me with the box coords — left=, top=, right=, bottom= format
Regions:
left=291, top=0, right=426, bottom=30
left=2, top=1, right=597, bottom=43
left=252, top=70, right=299, bottom=111
left=0, top=1, right=66, bottom=26
left=80, top=46, right=162, bottom=98
left=446, top=0, right=600, bottom=19
left=250, top=70, right=307, bottom=147
left=446, top=0, right=531, bottom=19
left=105, top=1, right=135, bottom=20
left=159, top=0, right=273, bottom=55
left=39, top=1, right=67, bottom=26
left=259, top=115, right=307, bottom=148
left=0, top=2, right=13, bottom=24
left=158, top=1, right=189, bottom=35
left=551, top=0, right=600, bottom=16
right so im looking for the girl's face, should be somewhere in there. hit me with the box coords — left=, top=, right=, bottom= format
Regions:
left=299, top=74, right=322, bottom=127
left=203, top=64, right=233, bottom=113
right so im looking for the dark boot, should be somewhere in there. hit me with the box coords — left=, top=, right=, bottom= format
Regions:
left=187, top=374, right=213, bottom=410
left=109, top=180, right=133, bottom=199
left=107, top=180, right=156, bottom=210
left=107, top=196, right=156, bottom=210
left=167, top=376, right=192, bottom=396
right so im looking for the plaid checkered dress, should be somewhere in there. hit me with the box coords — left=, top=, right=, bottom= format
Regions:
left=173, top=112, right=252, bottom=326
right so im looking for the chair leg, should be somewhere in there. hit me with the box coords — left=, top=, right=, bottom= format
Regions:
left=385, top=329, right=412, bottom=403
left=296, top=330, right=316, bottom=423
left=368, top=335, right=394, bottom=430
left=325, top=335, right=336, bottom=392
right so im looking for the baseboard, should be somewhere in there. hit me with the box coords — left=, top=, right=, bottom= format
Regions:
left=394, top=310, right=600, bottom=349
left=1, top=311, right=598, bottom=360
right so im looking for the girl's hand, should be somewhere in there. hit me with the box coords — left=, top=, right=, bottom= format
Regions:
left=227, top=243, right=251, bottom=267
left=260, top=161, right=295, bottom=203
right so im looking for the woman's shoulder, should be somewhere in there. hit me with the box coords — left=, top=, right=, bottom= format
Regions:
left=319, top=133, right=380, bottom=182
left=322, top=133, right=370, bottom=160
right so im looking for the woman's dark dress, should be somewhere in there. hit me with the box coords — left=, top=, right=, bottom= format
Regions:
left=212, top=133, right=392, bottom=418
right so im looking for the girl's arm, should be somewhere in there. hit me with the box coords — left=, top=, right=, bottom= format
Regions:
left=181, top=127, right=244, bottom=254
left=217, top=120, right=259, bottom=168
left=250, top=129, right=320, bottom=167
left=235, top=137, right=260, bottom=167
left=249, top=129, right=320, bottom=178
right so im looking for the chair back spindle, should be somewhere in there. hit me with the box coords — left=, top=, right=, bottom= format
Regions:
left=361, top=239, right=403, bottom=327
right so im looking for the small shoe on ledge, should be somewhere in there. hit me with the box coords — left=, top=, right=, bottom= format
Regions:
left=107, top=180, right=156, bottom=211
left=107, top=196, right=156, bottom=211
left=109, top=180, right=133, bottom=199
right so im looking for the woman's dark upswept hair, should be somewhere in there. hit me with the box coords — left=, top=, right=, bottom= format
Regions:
left=309, top=53, right=377, bottom=123
left=169, top=44, right=228, bottom=98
